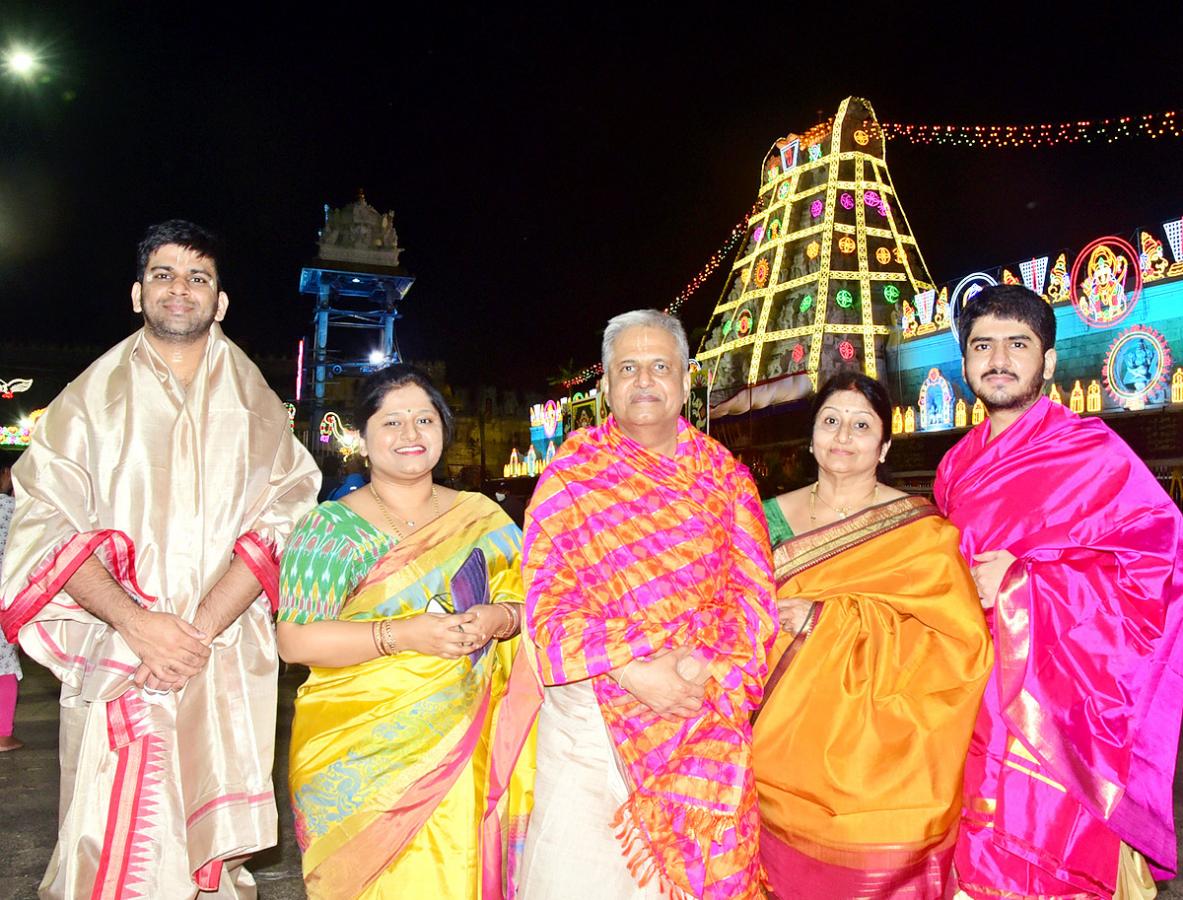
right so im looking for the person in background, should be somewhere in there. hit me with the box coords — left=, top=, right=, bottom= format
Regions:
left=0, top=451, right=24, bottom=752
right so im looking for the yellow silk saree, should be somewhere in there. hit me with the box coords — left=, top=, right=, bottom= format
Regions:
left=282, top=493, right=538, bottom=899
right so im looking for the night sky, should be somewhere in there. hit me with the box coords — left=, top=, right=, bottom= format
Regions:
left=3, top=4, right=1181, bottom=392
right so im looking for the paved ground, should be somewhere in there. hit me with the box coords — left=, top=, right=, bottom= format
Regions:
left=0, top=660, right=305, bottom=900
left=3, top=658, right=1183, bottom=899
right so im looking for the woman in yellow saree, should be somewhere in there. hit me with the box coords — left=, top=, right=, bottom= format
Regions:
left=754, top=373, right=992, bottom=898
left=277, top=366, right=537, bottom=900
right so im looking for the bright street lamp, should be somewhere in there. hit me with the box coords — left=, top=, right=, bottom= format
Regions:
left=3, top=47, right=39, bottom=80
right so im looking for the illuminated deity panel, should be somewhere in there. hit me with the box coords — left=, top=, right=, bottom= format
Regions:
left=918, top=368, right=954, bottom=431
left=1071, top=236, right=1142, bottom=329
left=1103, top=326, right=1172, bottom=408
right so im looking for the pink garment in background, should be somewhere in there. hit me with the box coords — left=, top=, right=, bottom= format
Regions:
left=935, top=397, right=1183, bottom=896
left=0, top=674, right=16, bottom=737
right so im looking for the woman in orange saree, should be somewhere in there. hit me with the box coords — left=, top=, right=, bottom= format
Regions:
left=277, top=366, right=537, bottom=900
left=754, top=373, right=992, bottom=898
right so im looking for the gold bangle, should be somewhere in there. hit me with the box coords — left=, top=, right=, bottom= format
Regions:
left=371, top=621, right=384, bottom=658
left=378, top=619, right=398, bottom=656
left=493, top=603, right=514, bottom=639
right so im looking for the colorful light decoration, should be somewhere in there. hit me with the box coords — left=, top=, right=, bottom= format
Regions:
left=694, top=97, right=934, bottom=391
left=753, top=258, right=770, bottom=287
left=284, top=402, right=296, bottom=431
left=1103, top=325, right=1172, bottom=408
left=1071, top=236, right=1142, bottom=329
left=319, top=412, right=361, bottom=456
left=295, top=338, right=305, bottom=401
left=0, top=378, right=32, bottom=400
left=1069, top=380, right=1085, bottom=413
left=838, top=340, right=855, bottom=360
left=1139, top=231, right=1170, bottom=282
left=737, top=308, right=753, bottom=335
left=875, top=247, right=891, bottom=265
left=1019, top=256, right=1049, bottom=295
left=1164, top=218, right=1183, bottom=262
left=949, top=272, right=998, bottom=338
left=0, top=408, right=45, bottom=447
left=1046, top=253, right=1071, bottom=304
left=1087, top=380, right=1102, bottom=412
left=878, top=110, right=1182, bottom=147
left=971, top=398, right=986, bottom=425
left=791, top=343, right=805, bottom=363
left=918, top=368, right=954, bottom=430
left=808, top=144, right=823, bottom=162
left=883, top=284, right=900, bottom=303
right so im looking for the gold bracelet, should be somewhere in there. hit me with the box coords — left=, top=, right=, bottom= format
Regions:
left=493, top=603, right=514, bottom=639
left=371, top=621, right=384, bottom=658
left=378, top=619, right=398, bottom=656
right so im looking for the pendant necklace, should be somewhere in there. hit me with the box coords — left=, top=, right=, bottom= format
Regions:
left=371, top=483, right=439, bottom=538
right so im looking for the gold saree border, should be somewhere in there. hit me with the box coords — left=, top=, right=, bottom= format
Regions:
left=772, top=495, right=937, bottom=582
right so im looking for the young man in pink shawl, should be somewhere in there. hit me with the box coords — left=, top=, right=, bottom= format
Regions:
left=519, top=309, right=777, bottom=900
left=934, top=284, right=1183, bottom=898
left=0, top=221, right=320, bottom=899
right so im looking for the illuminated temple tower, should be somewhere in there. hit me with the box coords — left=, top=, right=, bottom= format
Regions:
left=696, top=97, right=934, bottom=416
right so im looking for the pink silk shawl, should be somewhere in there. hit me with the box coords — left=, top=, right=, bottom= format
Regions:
left=524, top=417, right=777, bottom=899
left=934, top=397, right=1183, bottom=892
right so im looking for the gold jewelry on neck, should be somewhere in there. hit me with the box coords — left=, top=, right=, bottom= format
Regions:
left=809, top=482, right=879, bottom=522
left=370, top=483, right=439, bottom=538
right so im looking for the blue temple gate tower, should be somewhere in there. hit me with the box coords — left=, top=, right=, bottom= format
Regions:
left=299, top=191, right=415, bottom=436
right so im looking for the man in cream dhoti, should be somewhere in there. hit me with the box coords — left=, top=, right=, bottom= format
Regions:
left=0, top=220, right=320, bottom=898
left=520, top=309, right=776, bottom=900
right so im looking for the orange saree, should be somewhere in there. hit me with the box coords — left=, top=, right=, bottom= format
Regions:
left=753, top=496, right=992, bottom=898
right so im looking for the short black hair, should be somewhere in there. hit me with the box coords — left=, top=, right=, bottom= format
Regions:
left=957, top=284, right=1055, bottom=356
left=355, top=363, right=455, bottom=448
left=811, top=371, right=893, bottom=448
left=136, top=220, right=224, bottom=286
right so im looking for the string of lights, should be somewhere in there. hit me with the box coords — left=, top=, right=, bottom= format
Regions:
left=879, top=110, right=1180, bottom=147
left=557, top=202, right=760, bottom=390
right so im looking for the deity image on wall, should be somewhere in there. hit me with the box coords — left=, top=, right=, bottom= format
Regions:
left=1073, top=237, right=1142, bottom=328
left=1104, top=326, right=1172, bottom=408
left=918, top=368, right=954, bottom=431
left=1080, top=246, right=1128, bottom=321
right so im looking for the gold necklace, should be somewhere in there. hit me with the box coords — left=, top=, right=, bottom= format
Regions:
left=809, top=482, right=878, bottom=522
left=370, top=483, right=439, bottom=538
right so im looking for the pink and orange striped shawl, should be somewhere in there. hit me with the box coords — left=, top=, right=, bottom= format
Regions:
left=524, top=417, right=776, bottom=900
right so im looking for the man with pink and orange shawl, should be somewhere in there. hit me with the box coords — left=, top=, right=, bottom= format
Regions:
left=519, top=310, right=777, bottom=900
left=935, top=284, right=1183, bottom=899
left=0, top=221, right=320, bottom=899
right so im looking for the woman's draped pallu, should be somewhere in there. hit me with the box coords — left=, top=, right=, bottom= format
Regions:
left=754, top=496, right=992, bottom=898
left=281, top=493, right=539, bottom=900
left=523, top=418, right=777, bottom=900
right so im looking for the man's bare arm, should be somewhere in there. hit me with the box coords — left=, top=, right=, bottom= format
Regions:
left=191, top=556, right=264, bottom=639
left=64, top=556, right=209, bottom=685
